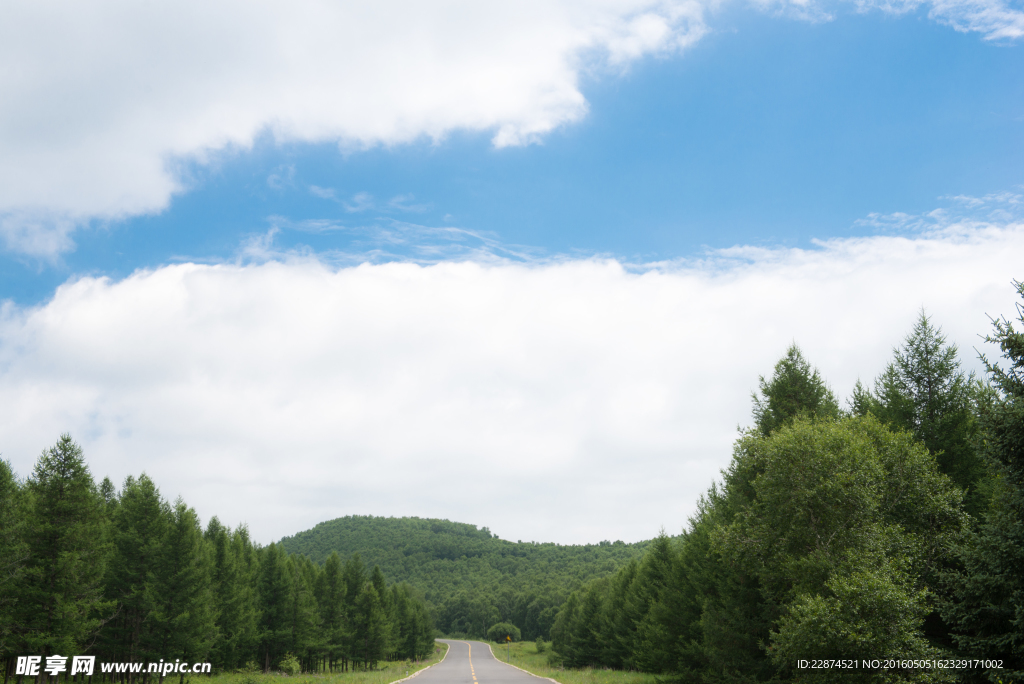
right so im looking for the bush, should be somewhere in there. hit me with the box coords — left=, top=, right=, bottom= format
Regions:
left=278, top=654, right=301, bottom=676
left=535, top=637, right=546, bottom=653
left=486, top=621, right=521, bottom=642
left=238, top=661, right=262, bottom=684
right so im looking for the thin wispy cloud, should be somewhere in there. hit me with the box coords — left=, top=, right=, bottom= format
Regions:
left=387, top=195, right=432, bottom=213
left=309, top=185, right=338, bottom=200
left=266, top=165, right=297, bottom=191
left=253, top=216, right=544, bottom=265
left=344, top=192, right=375, bottom=214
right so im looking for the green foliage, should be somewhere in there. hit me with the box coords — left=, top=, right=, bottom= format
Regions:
left=551, top=417, right=966, bottom=682
left=855, top=311, right=988, bottom=517
left=148, top=498, right=219, bottom=682
left=0, top=437, right=438, bottom=679
left=943, top=280, right=1024, bottom=678
left=487, top=622, right=521, bottom=642
left=278, top=653, right=301, bottom=676
left=751, top=343, right=840, bottom=436
left=771, top=558, right=949, bottom=683
left=17, top=434, right=114, bottom=657
left=99, top=473, right=168, bottom=665
left=0, top=458, right=27, bottom=655
left=279, top=515, right=647, bottom=640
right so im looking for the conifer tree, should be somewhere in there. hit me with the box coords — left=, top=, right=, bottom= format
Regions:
left=258, top=543, right=294, bottom=671
left=319, top=552, right=349, bottom=670
left=147, top=499, right=218, bottom=682
left=17, top=435, right=113, bottom=664
left=206, top=519, right=260, bottom=670
left=285, top=554, right=322, bottom=670
left=0, top=459, right=27, bottom=657
left=944, top=281, right=1024, bottom=678
left=100, top=474, right=168, bottom=665
left=861, top=311, right=987, bottom=515
left=354, top=583, right=387, bottom=669
left=751, top=344, right=840, bottom=436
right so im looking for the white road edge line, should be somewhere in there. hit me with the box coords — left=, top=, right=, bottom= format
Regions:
left=484, top=642, right=559, bottom=684
left=389, top=640, right=452, bottom=684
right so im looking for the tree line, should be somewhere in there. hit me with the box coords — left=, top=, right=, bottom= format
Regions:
left=551, top=283, right=1024, bottom=683
left=0, top=452, right=436, bottom=682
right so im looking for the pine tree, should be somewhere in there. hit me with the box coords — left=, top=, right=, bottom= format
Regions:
left=354, top=583, right=387, bottom=670
left=0, top=458, right=27, bottom=657
left=751, top=344, right=840, bottom=436
left=864, top=311, right=987, bottom=515
left=147, top=499, right=218, bottom=682
left=99, top=474, right=168, bottom=666
left=17, top=435, right=113, bottom=666
left=285, top=554, right=322, bottom=671
left=258, top=543, right=294, bottom=671
left=206, top=519, right=260, bottom=670
left=944, top=281, right=1024, bottom=678
left=319, top=552, right=349, bottom=670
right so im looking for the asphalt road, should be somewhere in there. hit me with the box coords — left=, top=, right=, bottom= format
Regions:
left=413, top=640, right=548, bottom=684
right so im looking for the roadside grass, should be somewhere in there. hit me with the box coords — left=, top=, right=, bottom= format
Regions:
left=486, top=641, right=661, bottom=684
left=199, top=643, right=448, bottom=684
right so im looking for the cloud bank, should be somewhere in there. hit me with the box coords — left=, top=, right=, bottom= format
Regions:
left=1, top=219, right=1020, bottom=544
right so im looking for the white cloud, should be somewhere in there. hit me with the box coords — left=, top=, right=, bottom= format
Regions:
left=309, top=186, right=337, bottom=201
left=345, top=193, right=376, bottom=214
left=1, top=220, right=1021, bottom=544
left=849, top=0, right=1024, bottom=37
left=0, top=0, right=709, bottom=254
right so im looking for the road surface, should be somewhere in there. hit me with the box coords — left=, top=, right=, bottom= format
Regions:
left=413, top=640, right=549, bottom=684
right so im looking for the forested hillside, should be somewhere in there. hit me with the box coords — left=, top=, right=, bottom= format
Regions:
left=279, top=516, right=649, bottom=640
left=0, top=447, right=436, bottom=678
left=550, top=285, right=1024, bottom=683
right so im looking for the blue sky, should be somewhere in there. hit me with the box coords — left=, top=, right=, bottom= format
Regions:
left=1, top=0, right=1023, bottom=543
left=2, top=2, right=1021, bottom=304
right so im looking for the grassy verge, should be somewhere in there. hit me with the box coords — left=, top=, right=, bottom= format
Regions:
left=200, top=643, right=449, bottom=684
left=487, top=641, right=661, bottom=684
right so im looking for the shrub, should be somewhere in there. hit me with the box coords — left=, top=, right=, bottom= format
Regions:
left=278, top=654, right=301, bottom=676
left=486, top=621, right=522, bottom=642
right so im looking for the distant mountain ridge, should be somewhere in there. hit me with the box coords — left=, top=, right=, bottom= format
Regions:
left=278, top=515, right=651, bottom=639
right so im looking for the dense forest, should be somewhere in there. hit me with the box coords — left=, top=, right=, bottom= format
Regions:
left=0, top=450, right=436, bottom=680
left=279, top=516, right=649, bottom=640
left=550, top=283, right=1024, bottom=683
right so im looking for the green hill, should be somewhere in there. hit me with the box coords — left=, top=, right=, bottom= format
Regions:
left=278, top=515, right=649, bottom=639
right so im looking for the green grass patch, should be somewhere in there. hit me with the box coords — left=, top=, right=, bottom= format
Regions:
left=203, top=643, right=449, bottom=684
left=487, top=641, right=661, bottom=684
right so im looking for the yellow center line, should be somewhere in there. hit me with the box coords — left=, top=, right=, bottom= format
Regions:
left=466, top=641, right=476, bottom=683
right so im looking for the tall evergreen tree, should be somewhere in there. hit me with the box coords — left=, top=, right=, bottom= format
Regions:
left=944, top=281, right=1024, bottom=679
left=147, top=499, right=218, bottom=682
left=318, top=552, right=349, bottom=670
left=0, top=459, right=27, bottom=657
left=860, top=311, right=987, bottom=515
left=258, top=543, right=294, bottom=671
left=285, top=554, right=322, bottom=670
left=99, top=474, right=168, bottom=666
left=17, top=435, right=113, bottom=665
left=206, top=518, right=260, bottom=670
left=751, top=344, right=840, bottom=436
left=353, top=583, right=387, bottom=670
